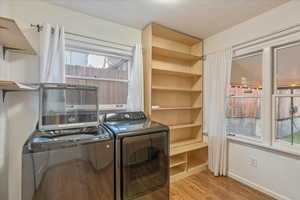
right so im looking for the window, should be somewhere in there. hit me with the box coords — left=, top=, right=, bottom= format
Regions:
left=226, top=28, right=300, bottom=153
left=274, top=42, right=300, bottom=146
left=65, top=49, right=131, bottom=110
left=226, top=53, right=263, bottom=139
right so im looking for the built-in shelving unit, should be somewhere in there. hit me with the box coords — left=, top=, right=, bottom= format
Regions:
left=0, top=17, right=36, bottom=57
left=142, top=23, right=208, bottom=182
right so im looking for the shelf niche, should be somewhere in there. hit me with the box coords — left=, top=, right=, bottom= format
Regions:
left=171, top=126, right=202, bottom=147
left=151, top=109, right=202, bottom=126
left=152, top=73, right=202, bottom=91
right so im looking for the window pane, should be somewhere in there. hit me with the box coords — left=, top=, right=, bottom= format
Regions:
left=275, top=43, right=300, bottom=94
left=65, top=49, right=130, bottom=106
left=226, top=97, right=262, bottom=138
left=65, top=50, right=129, bottom=80
left=275, top=96, right=300, bottom=145
left=231, top=54, right=263, bottom=91
left=227, top=54, right=263, bottom=139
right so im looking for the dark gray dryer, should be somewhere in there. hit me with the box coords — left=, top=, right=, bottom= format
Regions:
left=103, top=111, right=170, bottom=200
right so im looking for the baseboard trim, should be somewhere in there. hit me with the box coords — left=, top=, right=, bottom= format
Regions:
left=228, top=171, right=291, bottom=200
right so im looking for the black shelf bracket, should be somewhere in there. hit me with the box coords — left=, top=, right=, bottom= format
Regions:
left=2, top=90, right=7, bottom=102
left=2, top=90, right=12, bottom=102
left=2, top=46, right=24, bottom=60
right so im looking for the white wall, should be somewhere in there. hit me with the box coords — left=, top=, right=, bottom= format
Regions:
left=204, top=1, right=300, bottom=54
left=0, top=0, right=12, bottom=199
left=204, top=1, right=300, bottom=200
left=0, top=0, right=11, bottom=18
left=228, top=141, right=300, bottom=200
left=0, top=1, right=141, bottom=200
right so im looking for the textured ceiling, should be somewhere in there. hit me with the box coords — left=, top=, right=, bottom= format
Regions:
left=47, top=0, right=289, bottom=39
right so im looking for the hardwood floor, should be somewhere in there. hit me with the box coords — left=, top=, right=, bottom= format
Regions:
left=170, top=170, right=275, bottom=200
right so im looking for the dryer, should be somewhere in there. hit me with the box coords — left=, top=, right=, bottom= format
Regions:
left=103, top=111, right=170, bottom=200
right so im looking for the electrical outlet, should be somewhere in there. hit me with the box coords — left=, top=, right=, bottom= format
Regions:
left=249, top=157, right=258, bottom=168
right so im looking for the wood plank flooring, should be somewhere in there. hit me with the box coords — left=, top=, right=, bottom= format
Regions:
left=170, top=170, right=275, bottom=200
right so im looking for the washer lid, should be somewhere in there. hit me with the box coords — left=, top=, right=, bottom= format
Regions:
left=23, top=126, right=112, bottom=153
left=39, top=83, right=99, bottom=131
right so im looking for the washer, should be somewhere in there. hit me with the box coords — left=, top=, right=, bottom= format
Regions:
left=22, top=126, right=114, bottom=200
left=103, top=111, right=170, bottom=200
left=22, top=84, right=114, bottom=200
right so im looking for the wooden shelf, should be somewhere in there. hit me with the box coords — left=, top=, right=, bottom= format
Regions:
left=152, top=106, right=201, bottom=111
left=170, top=160, right=186, bottom=168
left=152, top=86, right=201, bottom=93
left=0, top=81, right=37, bottom=91
left=151, top=110, right=202, bottom=126
left=152, top=66, right=202, bottom=77
left=170, top=164, right=186, bottom=176
left=152, top=23, right=200, bottom=46
left=188, top=162, right=208, bottom=172
left=188, top=148, right=208, bottom=170
left=170, top=153, right=187, bottom=168
left=171, top=138, right=202, bottom=149
left=170, top=123, right=202, bottom=130
left=171, top=142, right=208, bottom=156
left=152, top=46, right=201, bottom=62
left=170, top=162, right=207, bottom=183
left=0, top=17, right=36, bottom=55
left=170, top=157, right=187, bottom=168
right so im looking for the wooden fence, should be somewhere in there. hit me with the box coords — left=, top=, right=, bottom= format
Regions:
left=66, top=65, right=128, bottom=105
left=226, top=87, right=262, bottom=118
left=227, top=87, right=300, bottom=120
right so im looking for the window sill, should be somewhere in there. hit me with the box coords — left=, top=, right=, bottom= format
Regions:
left=227, top=136, right=300, bottom=158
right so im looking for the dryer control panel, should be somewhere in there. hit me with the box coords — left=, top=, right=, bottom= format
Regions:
left=104, top=112, right=147, bottom=122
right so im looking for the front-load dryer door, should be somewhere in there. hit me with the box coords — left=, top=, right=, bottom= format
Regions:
left=121, top=131, right=169, bottom=200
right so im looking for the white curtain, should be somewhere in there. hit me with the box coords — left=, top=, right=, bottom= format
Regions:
left=127, top=43, right=144, bottom=111
left=40, top=24, right=66, bottom=83
left=206, top=48, right=232, bottom=176
left=40, top=24, right=66, bottom=114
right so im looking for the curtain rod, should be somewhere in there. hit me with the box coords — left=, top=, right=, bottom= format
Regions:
left=204, top=23, right=300, bottom=57
left=30, top=24, right=135, bottom=49
left=232, top=23, right=300, bottom=50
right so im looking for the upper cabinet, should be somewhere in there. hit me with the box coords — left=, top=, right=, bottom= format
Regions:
left=0, top=17, right=36, bottom=56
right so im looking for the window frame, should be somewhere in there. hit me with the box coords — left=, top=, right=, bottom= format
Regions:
left=272, top=94, right=300, bottom=151
left=272, top=42, right=300, bottom=150
left=65, top=47, right=132, bottom=83
left=228, top=27, right=300, bottom=155
left=65, top=46, right=133, bottom=110
left=227, top=52, right=264, bottom=142
left=273, top=41, right=300, bottom=94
